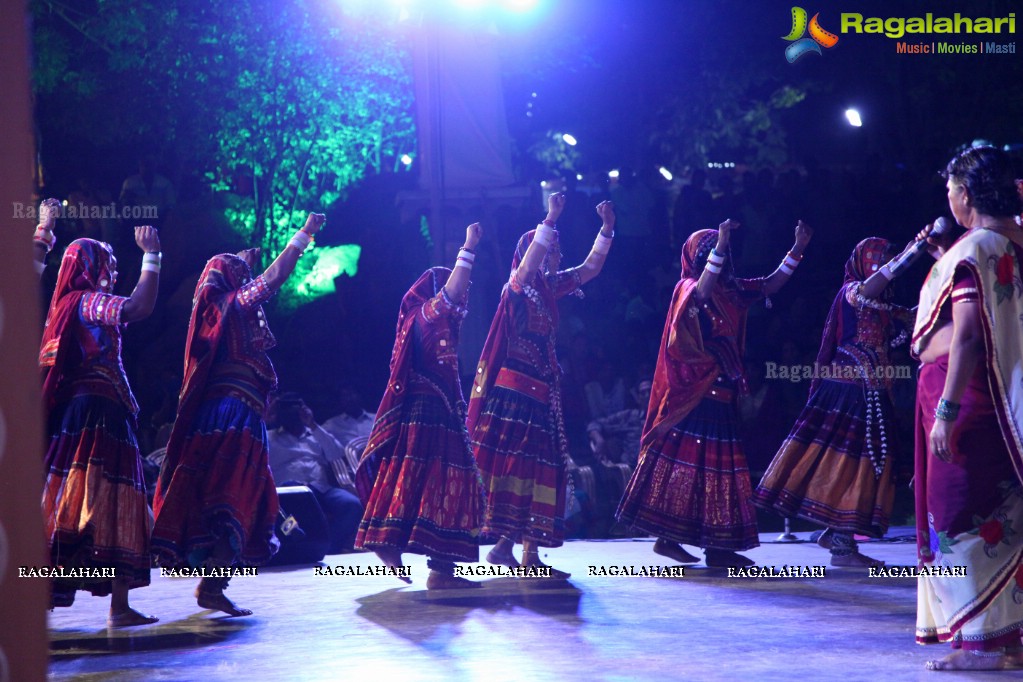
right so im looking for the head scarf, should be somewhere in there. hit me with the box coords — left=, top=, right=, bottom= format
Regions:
left=641, top=230, right=747, bottom=447
left=39, top=239, right=119, bottom=411
left=356, top=267, right=452, bottom=502
left=812, top=237, right=893, bottom=393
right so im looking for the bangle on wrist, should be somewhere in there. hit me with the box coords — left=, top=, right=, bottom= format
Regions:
left=705, top=261, right=723, bottom=275
left=592, top=232, right=612, bottom=255
left=541, top=218, right=556, bottom=228
left=786, top=250, right=804, bottom=262
left=879, top=263, right=895, bottom=281
left=455, top=248, right=475, bottom=270
left=534, top=223, right=557, bottom=247
left=707, top=248, right=726, bottom=266
left=142, top=252, right=162, bottom=273
left=934, top=398, right=960, bottom=422
left=289, top=230, right=312, bottom=253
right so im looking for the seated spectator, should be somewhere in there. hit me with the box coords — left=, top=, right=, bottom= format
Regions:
left=321, top=386, right=375, bottom=449
left=267, top=393, right=363, bottom=554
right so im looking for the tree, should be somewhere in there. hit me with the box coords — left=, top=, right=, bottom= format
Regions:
left=32, top=0, right=416, bottom=308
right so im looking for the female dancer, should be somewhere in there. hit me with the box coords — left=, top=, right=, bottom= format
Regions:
left=41, top=227, right=161, bottom=626
left=469, top=194, right=615, bottom=578
left=754, top=237, right=916, bottom=566
left=356, top=223, right=485, bottom=589
left=617, top=219, right=811, bottom=567
left=152, top=213, right=324, bottom=616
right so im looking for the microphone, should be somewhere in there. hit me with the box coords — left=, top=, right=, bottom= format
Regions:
left=886, top=217, right=951, bottom=276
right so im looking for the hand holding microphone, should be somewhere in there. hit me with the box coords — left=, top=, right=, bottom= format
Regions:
left=882, top=217, right=952, bottom=279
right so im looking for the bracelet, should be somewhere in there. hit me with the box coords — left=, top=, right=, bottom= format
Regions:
left=142, top=251, right=162, bottom=264
left=783, top=254, right=801, bottom=269
left=455, top=248, right=475, bottom=270
left=779, top=263, right=795, bottom=276
left=461, top=246, right=476, bottom=255
left=705, top=261, right=723, bottom=275
left=707, top=248, right=725, bottom=266
left=289, top=230, right=312, bottom=253
left=34, top=228, right=55, bottom=252
left=541, top=218, right=557, bottom=228
left=879, top=263, right=895, bottom=281
left=786, top=250, right=804, bottom=262
left=592, top=232, right=613, bottom=255
left=934, top=398, right=961, bottom=422
left=534, top=224, right=557, bottom=247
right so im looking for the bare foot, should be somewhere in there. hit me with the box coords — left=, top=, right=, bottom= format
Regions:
left=107, top=607, right=159, bottom=628
left=426, top=571, right=481, bottom=590
left=522, top=561, right=571, bottom=579
left=487, top=546, right=520, bottom=568
left=373, top=548, right=412, bottom=584
left=197, top=590, right=253, bottom=617
left=653, top=539, right=699, bottom=564
left=925, top=649, right=1014, bottom=671
left=830, top=552, right=884, bottom=568
left=704, top=549, right=755, bottom=568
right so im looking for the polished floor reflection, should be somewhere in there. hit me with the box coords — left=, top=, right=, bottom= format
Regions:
left=48, top=533, right=941, bottom=681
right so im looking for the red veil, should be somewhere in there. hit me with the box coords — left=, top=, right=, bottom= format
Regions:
left=39, top=239, right=121, bottom=412
left=642, top=229, right=756, bottom=448
left=466, top=229, right=558, bottom=431
left=810, top=237, right=892, bottom=394
left=356, top=267, right=453, bottom=503
left=156, top=254, right=274, bottom=497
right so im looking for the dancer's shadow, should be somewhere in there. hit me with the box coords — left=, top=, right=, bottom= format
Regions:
left=49, top=615, right=256, bottom=659
left=355, top=578, right=583, bottom=645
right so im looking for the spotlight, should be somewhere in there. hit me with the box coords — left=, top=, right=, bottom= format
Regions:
left=658, top=166, right=673, bottom=181
left=561, top=133, right=577, bottom=146
left=400, top=154, right=413, bottom=166
left=608, top=169, right=620, bottom=179
left=845, top=108, right=862, bottom=127
left=503, top=0, right=539, bottom=11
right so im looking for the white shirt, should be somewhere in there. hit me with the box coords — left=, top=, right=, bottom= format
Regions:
left=267, top=425, right=346, bottom=494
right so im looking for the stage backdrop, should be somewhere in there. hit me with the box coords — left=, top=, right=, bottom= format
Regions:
left=0, top=0, right=48, bottom=680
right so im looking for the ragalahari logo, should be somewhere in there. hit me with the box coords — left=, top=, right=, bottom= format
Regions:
left=783, top=7, right=839, bottom=62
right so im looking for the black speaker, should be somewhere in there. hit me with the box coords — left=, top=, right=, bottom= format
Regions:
left=267, top=485, right=329, bottom=566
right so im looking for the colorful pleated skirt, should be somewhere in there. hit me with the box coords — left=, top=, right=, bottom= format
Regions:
left=42, top=395, right=151, bottom=605
left=152, top=396, right=279, bottom=568
left=617, top=396, right=759, bottom=551
left=471, top=379, right=566, bottom=548
left=753, top=379, right=895, bottom=537
left=357, top=387, right=483, bottom=562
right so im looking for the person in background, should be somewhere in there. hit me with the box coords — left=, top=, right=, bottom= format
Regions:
left=268, top=392, right=364, bottom=554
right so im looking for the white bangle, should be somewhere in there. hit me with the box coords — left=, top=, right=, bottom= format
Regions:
left=707, top=249, right=725, bottom=266
left=289, top=230, right=312, bottom=252
left=142, top=262, right=161, bottom=274
left=779, top=263, right=795, bottom=275
left=455, top=249, right=475, bottom=270
left=592, top=233, right=613, bottom=255
left=142, top=252, right=162, bottom=265
left=534, top=224, right=557, bottom=247
left=783, top=255, right=800, bottom=269
left=879, top=263, right=895, bottom=281
left=705, top=261, right=723, bottom=275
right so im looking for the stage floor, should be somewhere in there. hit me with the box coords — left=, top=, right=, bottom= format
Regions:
left=47, top=532, right=970, bottom=681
